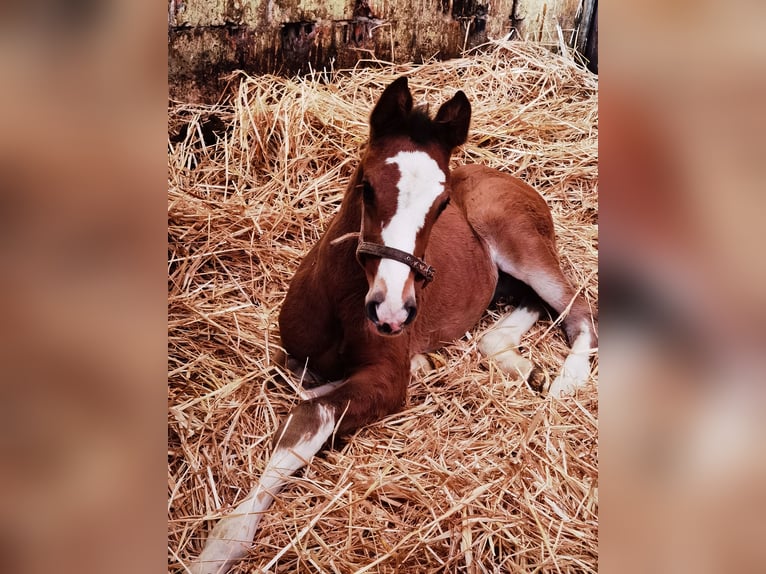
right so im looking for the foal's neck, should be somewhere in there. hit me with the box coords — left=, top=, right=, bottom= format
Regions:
left=325, top=165, right=364, bottom=244
left=308, top=165, right=366, bottom=295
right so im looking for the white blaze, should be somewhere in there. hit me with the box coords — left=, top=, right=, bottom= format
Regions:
left=374, top=151, right=445, bottom=324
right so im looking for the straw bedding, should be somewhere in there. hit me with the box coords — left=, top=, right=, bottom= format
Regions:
left=168, top=40, right=598, bottom=573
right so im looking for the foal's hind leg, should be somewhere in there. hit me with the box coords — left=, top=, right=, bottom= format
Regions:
left=451, top=165, right=596, bottom=397
left=493, top=247, right=596, bottom=397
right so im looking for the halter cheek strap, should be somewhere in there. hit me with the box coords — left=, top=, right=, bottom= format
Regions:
left=356, top=241, right=436, bottom=286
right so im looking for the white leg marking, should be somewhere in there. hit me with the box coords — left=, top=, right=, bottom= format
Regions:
left=192, top=404, right=336, bottom=574
left=549, top=320, right=593, bottom=398
left=479, top=307, right=540, bottom=380
left=373, top=151, right=445, bottom=326
left=299, top=379, right=347, bottom=400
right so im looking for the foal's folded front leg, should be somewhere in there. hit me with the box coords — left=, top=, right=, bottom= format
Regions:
left=191, top=364, right=408, bottom=574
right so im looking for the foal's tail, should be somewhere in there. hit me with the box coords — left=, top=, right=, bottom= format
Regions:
left=191, top=402, right=337, bottom=574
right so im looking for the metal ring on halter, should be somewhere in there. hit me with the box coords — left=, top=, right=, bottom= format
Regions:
left=356, top=241, right=436, bottom=286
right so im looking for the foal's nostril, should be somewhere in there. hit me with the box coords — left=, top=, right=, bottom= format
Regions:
left=365, top=301, right=379, bottom=323
left=404, top=304, right=418, bottom=325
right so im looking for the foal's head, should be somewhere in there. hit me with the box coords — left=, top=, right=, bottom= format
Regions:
left=356, top=77, right=471, bottom=335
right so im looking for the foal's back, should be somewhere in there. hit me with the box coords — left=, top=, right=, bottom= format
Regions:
left=451, top=164, right=556, bottom=250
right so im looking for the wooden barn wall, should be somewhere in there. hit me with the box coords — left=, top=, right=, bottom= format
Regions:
left=168, top=0, right=597, bottom=102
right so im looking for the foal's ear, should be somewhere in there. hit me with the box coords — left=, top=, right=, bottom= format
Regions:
left=434, top=90, right=471, bottom=150
left=370, top=76, right=413, bottom=140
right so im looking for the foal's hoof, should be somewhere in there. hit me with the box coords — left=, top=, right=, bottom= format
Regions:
left=548, top=353, right=592, bottom=398
left=410, top=353, right=433, bottom=374
left=525, top=366, right=545, bottom=393
left=548, top=372, right=585, bottom=398
left=491, top=351, right=535, bottom=382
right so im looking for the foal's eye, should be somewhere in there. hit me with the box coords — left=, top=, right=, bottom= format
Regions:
left=362, top=181, right=375, bottom=205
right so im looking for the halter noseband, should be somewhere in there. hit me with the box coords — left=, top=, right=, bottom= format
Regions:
left=356, top=241, right=436, bottom=286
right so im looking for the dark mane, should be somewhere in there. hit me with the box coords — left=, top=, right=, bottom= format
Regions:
left=406, top=107, right=441, bottom=144
left=373, top=107, right=444, bottom=145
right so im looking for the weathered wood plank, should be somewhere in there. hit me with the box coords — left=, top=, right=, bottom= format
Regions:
left=168, top=0, right=596, bottom=102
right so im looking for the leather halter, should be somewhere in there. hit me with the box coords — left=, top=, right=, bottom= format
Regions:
left=356, top=241, right=436, bottom=286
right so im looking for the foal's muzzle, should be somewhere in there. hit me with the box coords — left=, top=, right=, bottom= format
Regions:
left=357, top=240, right=431, bottom=335
left=365, top=299, right=417, bottom=335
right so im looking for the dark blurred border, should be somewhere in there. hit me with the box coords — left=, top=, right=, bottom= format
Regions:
left=600, top=1, right=766, bottom=571
left=0, top=1, right=167, bottom=573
